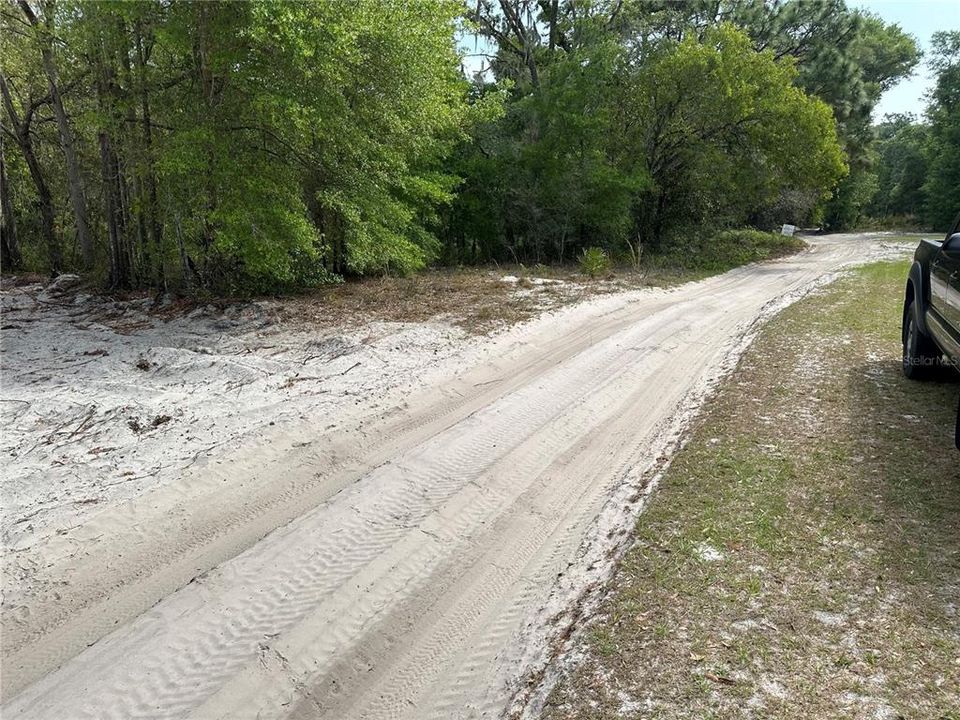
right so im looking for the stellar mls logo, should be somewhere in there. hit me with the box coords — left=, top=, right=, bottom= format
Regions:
left=903, top=354, right=959, bottom=368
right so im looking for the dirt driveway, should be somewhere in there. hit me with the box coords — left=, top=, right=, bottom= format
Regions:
left=539, top=260, right=959, bottom=719
left=1, top=234, right=912, bottom=719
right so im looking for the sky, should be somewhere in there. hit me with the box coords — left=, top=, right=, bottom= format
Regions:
left=853, top=0, right=960, bottom=119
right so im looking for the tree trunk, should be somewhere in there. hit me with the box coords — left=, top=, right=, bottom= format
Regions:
left=0, top=73, right=60, bottom=274
left=0, top=138, right=23, bottom=269
left=135, top=21, right=164, bottom=290
left=99, top=128, right=128, bottom=288
left=117, top=21, right=141, bottom=284
left=21, top=147, right=58, bottom=274
left=547, top=0, right=559, bottom=51
left=651, top=188, right=667, bottom=250
left=196, top=2, right=219, bottom=284
left=94, top=23, right=130, bottom=289
left=175, top=211, right=192, bottom=290
left=19, top=0, right=94, bottom=268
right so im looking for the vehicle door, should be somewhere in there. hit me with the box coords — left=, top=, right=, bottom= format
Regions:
left=931, top=213, right=960, bottom=336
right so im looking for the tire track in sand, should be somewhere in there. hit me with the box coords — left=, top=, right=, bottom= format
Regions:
left=2, top=236, right=903, bottom=719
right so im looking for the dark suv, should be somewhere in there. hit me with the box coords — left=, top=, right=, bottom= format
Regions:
left=902, top=211, right=960, bottom=444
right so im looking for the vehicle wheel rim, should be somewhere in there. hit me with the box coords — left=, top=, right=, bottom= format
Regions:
left=905, top=315, right=916, bottom=366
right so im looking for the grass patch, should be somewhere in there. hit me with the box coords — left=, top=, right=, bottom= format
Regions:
left=542, top=260, right=960, bottom=719
left=646, top=229, right=807, bottom=277
left=4, top=229, right=811, bottom=336
left=275, top=231, right=808, bottom=334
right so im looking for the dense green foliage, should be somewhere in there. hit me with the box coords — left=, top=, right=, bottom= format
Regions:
left=866, top=115, right=930, bottom=223
left=921, top=31, right=960, bottom=230
left=0, top=0, right=929, bottom=291
left=867, top=31, right=960, bottom=231
left=446, top=0, right=917, bottom=264
left=660, top=228, right=807, bottom=274
left=619, top=0, right=920, bottom=232
left=2, top=0, right=466, bottom=289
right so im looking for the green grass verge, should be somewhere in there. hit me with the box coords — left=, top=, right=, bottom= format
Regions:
left=543, top=260, right=960, bottom=719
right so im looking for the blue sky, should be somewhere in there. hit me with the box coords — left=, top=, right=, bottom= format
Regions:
left=853, top=0, right=960, bottom=119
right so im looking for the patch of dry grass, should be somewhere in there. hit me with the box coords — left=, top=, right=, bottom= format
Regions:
left=198, top=264, right=708, bottom=336
left=271, top=250, right=799, bottom=335
left=542, top=260, right=960, bottom=719
left=284, top=268, right=588, bottom=334
left=2, top=237, right=809, bottom=336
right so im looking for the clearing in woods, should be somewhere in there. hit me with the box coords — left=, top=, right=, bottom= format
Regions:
left=2, top=236, right=923, bottom=719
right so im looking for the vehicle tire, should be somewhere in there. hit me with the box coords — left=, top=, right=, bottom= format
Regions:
left=955, top=394, right=960, bottom=450
left=902, top=300, right=940, bottom=379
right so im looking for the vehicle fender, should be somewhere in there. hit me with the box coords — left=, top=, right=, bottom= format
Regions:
left=906, top=260, right=930, bottom=337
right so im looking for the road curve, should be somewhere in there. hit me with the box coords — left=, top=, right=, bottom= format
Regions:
left=2, top=235, right=904, bottom=719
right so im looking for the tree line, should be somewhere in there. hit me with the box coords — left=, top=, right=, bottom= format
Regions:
left=0, top=0, right=936, bottom=293
left=866, top=31, right=960, bottom=232
left=2, top=0, right=467, bottom=290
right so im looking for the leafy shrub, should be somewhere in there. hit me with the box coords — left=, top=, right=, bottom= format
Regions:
left=858, top=214, right=927, bottom=232
left=653, top=228, right=806, bottom=275
left=579, top=247, right=612, bottom=278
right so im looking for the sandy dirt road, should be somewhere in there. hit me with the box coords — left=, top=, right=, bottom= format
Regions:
left=1, top=235, right=910, bottom=719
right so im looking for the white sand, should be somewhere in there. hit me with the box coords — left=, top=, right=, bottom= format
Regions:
left=1, top=276, right=486, bottom=552
left=1, top=235, right=915, bottom=719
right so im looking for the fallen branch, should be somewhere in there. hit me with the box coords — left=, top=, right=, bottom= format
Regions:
left=67, top=406, right=97, bottom=438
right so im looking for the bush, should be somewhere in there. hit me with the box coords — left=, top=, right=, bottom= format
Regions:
left=654, top=228, right=806, bottom=275
left=858, top=214, right=928, bottom=232
left=579, top=247, right=611, bottom=278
